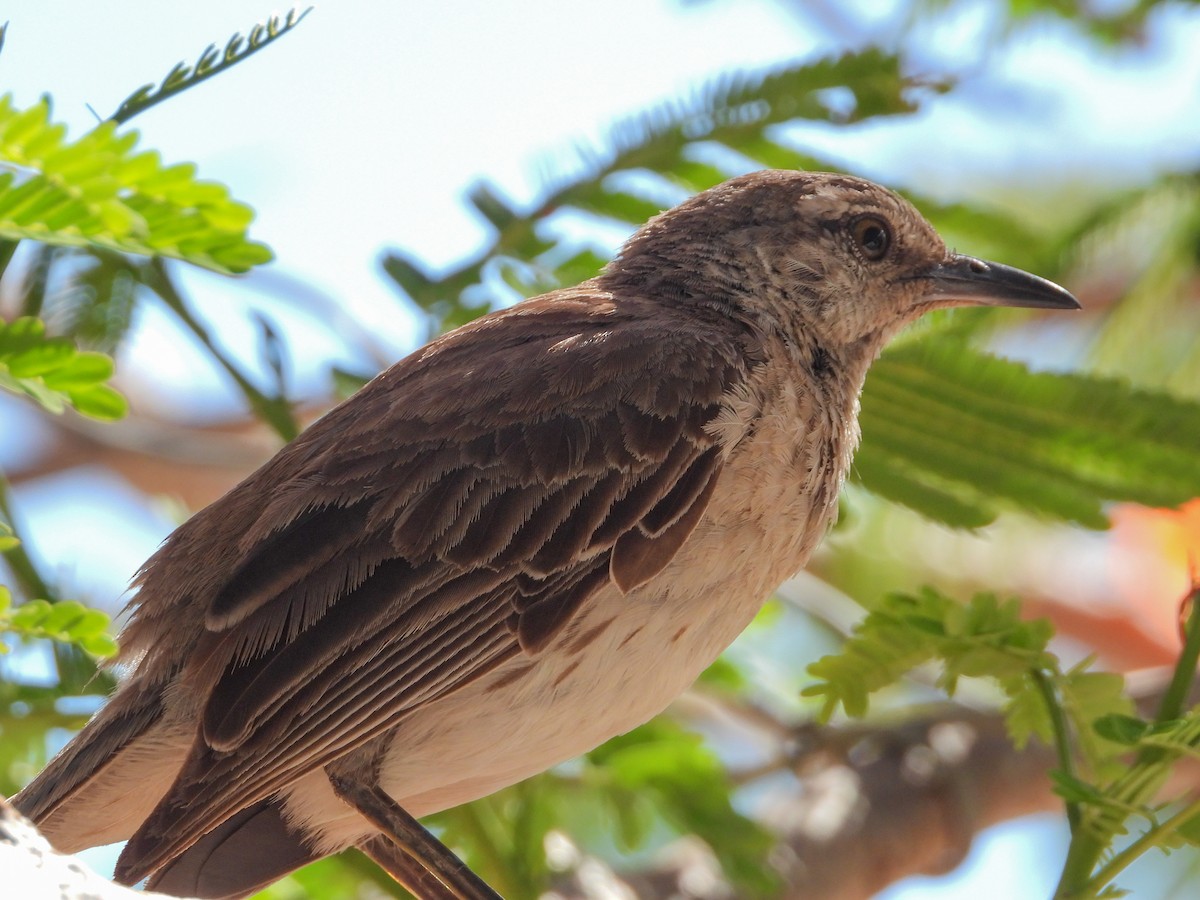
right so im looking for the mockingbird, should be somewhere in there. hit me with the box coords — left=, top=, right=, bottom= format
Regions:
left=12, top=170, right=1079, bottom=899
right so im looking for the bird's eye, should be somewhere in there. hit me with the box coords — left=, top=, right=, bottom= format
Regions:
left=851, top=216, right=890, bottom=261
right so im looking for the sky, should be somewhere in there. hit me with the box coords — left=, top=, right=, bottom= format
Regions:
left=4, top=0, right=1200, bottom=895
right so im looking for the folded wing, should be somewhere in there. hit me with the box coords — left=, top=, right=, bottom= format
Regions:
left=115, top=292, right=748, bottom=883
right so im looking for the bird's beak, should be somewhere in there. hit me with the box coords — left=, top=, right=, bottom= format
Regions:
left=920, top=254, right=1081, bottom=310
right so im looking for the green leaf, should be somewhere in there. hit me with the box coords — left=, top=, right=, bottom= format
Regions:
left=910, top=198, right=1053, bottom=275
left=1059, top=667, right=1135, bottom=777
left=38, top=351, right=113, bottom=388
left=108, top=9, right=312, bottom=125
left=1051, top=770, right=1111, bottom=807
left=384, top=48, right=935, bottom=334
left=1094, top=714, right=1151, bottom=746
left=1005, top=676, right=1055, bottom=749
left=1177, top=810, right=1200, bottom=847
left=804, top=589, right=946, bottom=718
left=585, top=720, right=777, bottom=894
left=82, top=377, right=129, bottom=421
left=1, top=597, right=116, bottom=659
left=329, top=366, right=373, bottom=400
left=548, top=248, right=609, bottom=288
left=0, top=95, right=272, bottom=274
left=0, top=317, right=127, bottom=419
left=840, top=438, right=997, bottom=528
left=570, top=185, right=665, bottom=225
left=40, top=599, right=89, bottom=633
left=605, top=785, right=655, bottom=850
left=805, top=589, right=1055, bottom=721
left=8, top=598, right=52, bottom=630
left=77, top=632, right=119, bottom=658
left=855, top=337, right=1200, bottom=529
left=4, top=338, right=74, bottom=376
left=696, top=656, right=748, bottom=692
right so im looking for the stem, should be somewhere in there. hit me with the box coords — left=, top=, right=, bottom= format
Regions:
left=1155, top=582, right=1200, bottom=727
left=1083, top=797, right=1200, bottom=898
left=1055, top=585, right=1200, bottom=897
left=141, top=258, right=299, bottom=442
left=0, top=238, right=19, bottom=284
left=1055, top=830, right=1104, bottom=900
left=1033, top=668, right=1081, bottom=833
left=0, top=470, right=109, bottom=693
left=0, top=470, right=57, bottom=602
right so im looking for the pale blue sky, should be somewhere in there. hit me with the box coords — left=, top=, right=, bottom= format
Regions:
left=4, top=1, right=1200, bottom=896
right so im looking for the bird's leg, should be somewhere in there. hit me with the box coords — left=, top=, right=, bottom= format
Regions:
left=327, top=771, right=502, bottom=900
left=358, top=834, right=462, bottom=900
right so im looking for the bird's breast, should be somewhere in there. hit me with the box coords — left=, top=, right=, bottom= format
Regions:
left=703, top=342, right=856, bottom=579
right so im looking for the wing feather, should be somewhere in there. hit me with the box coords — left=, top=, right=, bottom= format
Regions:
left=640, top=445, right=724, bottom=536
left=208, top=501, right=373, bottom=630
left=611, top=449, right=723, bottom=593
left=517, top=558, right=611, bottom=653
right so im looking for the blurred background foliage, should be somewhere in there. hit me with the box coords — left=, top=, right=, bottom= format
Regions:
left=3, top=0, right=1200, bottom=897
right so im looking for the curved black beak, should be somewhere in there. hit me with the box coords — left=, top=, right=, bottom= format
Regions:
left=921, top=255, right=1081, bottom=310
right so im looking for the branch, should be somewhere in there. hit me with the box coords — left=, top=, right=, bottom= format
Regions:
left=139, top=259, right=299, bottom=442
left=0, top=797, right=184, bottom=899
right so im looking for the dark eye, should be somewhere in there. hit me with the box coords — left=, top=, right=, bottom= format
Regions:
left=851, top=216, right=890, bottom=261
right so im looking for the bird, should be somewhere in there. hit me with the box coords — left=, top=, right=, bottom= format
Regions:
left=11, top=170, right=1079, bottom=899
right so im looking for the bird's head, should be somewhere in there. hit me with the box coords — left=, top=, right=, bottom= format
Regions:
left=608, top=170, right=1079, bottom=359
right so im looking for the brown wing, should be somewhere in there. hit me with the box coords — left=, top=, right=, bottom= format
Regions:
left=116, top=291, right=747, bottom=882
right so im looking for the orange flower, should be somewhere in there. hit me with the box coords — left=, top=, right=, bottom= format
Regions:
left=1110, top=499, right=1200, bottom=655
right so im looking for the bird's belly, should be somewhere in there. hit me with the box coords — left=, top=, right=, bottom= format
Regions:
left=382, top=559, right=766, bottom=814
left=283, top=520, right=789, bottom=855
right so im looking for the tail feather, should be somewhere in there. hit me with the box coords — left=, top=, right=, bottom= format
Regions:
left=144, top=798, right=321, bottom=900
left=10, top=671, right=326, bottom=898
left=11, top=675, right=167, bottom=847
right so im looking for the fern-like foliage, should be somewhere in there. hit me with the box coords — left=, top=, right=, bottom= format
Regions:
left=0, top=530, right=117, bottom=795
left=109, top=8, right=313, bottom=124
left=0, top=316, right=125, bottom=419
left=855, top=337, right=1200, bottom=528
left=806, top=583, right=1200, bottom=898
left=53, top=250, right=139, bottom=353
left=803, top=588, right=1133, bottom=771
left=1073, top=173, right=1200, bottom=395
left=912, top=0, right=1172, bottom=44
left=0, top=95, right=272, bottom=274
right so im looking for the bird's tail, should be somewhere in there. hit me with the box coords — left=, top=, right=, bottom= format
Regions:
left=144, top=797, right=322, bottom=899
left=10, top=673, right=173, bottom=851
left=12, top=672, right=325, bottom=898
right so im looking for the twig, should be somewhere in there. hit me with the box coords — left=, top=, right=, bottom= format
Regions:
left=0, top=470, right=57, bottom=602
left=139, top=258, right=299, bottom=442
